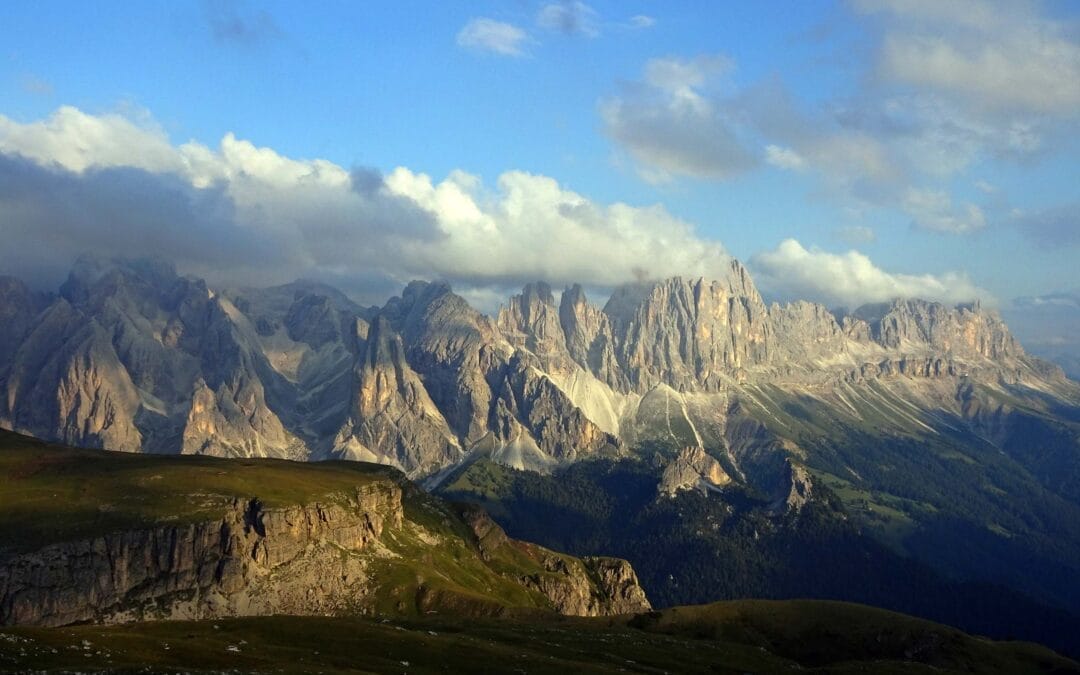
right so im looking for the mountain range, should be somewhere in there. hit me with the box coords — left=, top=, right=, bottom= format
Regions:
left=3, top=255, right=1072, bottom=472
left=2, top=255, right=1080, bottom=655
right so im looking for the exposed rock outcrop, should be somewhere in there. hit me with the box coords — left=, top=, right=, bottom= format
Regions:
left=0, top=484, right=401, bottom=627
left=772, top=460, right=814, bottom=513
left=604, top=265, right=773, bottom=392
left=518, top=551, right=652, bottom=616
left=455, top=504, right=650, bottom=616
left=2, top=300, right=142, bottom=452
left=559, top=284, right=623, bottom=388
left=0, top=464, right=650, bottom=627
left=2, top=258, right=305, bottom=458
left=333, top=316, right=462, bottom=473
left=659, top=446, right=731, bottom=496
left=497, top=282, right=566, bottom=368
left=490, top=355, right=621, bottom=465
left=0, top=277, right=44, bottom=372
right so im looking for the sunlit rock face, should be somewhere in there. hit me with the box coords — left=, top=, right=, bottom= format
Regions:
left=604, top=262, right=773, bottom=392
left=659, top=445, right=732, bottom=496
left=0, top=478, right=650, bottom=626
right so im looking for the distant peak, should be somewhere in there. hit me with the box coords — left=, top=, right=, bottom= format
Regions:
left=520, top=281, right=555, bottom=306
left=69, top=254, right=177, bottom=282
left=561, top=283, right=587, bottom=307
left=59, top=254, right=179, bottom=303
left=401, top=279, right=452, bottom=303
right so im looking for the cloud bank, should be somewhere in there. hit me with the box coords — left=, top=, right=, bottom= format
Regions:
left=0, top=106, right=994, bottom=312
left=0, top=106, right=733, bottom=301
left=1005, top=291, right=1080, bottom=377
left=857, top=0, right=1080, bottom=116
left=751, top=239, right=991, bottom=309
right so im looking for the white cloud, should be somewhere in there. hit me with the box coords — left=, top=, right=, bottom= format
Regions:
left=851, top=0, right=1004, bottom=32
left=1014, top=293, right=1080, bottom=311
left=643, top=55, right=732, bottom=94
left=0, top=105, right=181, bottom=174
left=0, top=106, right=731, bottom=297
left=858, top=0, right=1080, bottom=116
left=852, top=0, right=1080, bottom=172
left=764, top=144, right=805, bottom=170
left=593, top=2, right=1076, bottom=250
left=600, top=55, right=757, bottom=181
left=384, top=167, right=731, bottom=286
left=751, top=239, right=991, bottom=309
left=902, top=188, right=985, bottom=234
left=456, top=18, right=529, bottom=57
left=627, top=15, right=655, bottom=30
left=537, top=2, right=599, bottom=38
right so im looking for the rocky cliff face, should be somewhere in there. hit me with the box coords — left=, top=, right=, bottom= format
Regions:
left=2, top=258, right=306, bottom=460
left=605, top=263, right=773, bottom=392
left=559, top=283, right=622, bottom=386
left=3, top=300, right=143, bottom=452
left=0, top=453, right=649, bottom=627
left=333, top=315, right=462, bottom=473
left=0, top=277, right=45, bottom=372
left=497, top=282, right=566, bottom=369
left=659, top=445, right=732, bottom=496
left=1, top=255, right=1073, bottom=489
left=454, top=504, right=650, bottom=616
left=518, top=552, right=652, bottom=617
left=0, top=484, right=400, bottom=627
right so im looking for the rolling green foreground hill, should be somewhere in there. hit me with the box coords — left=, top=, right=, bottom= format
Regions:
left=1, top=601, right=1077, bottom=674
left=0, top=429, right=649, bottom=626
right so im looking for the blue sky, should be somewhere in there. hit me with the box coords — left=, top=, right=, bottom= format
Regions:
left=0, top=1, right=1078, bottom=350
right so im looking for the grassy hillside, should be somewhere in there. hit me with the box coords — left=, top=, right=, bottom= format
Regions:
left=0, top=600, right=1074, bottom=674
left=0, top=429, right=621, bottom=618
left=741, top=384, right=1080, bottom=616
left=0, top=428, right=398, bottom=556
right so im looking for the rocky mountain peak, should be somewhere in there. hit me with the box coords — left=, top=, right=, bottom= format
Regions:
left=724, top=257, right=764, bottom=300
left=523, top=281, right=556, bottom=307
left=558, top=283, right=619, bottom=379
left=59, top=255, right=178, bottom=306
left=0, top=276, right=34, bottom=308
left=284, top=293, right=350, bottom=350
left=855, top=297, right=1021, bottom=360
left=603, top=275, right=772, bottom=391
left=601, top=281, right=656, bottom=330
left=397, top=279, right=453, bottom=312
left=0, top=277, right=44, bottom=360
left=498, top=282, right=565, bottom=362
left=385, top=280, right=492, bottom=345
